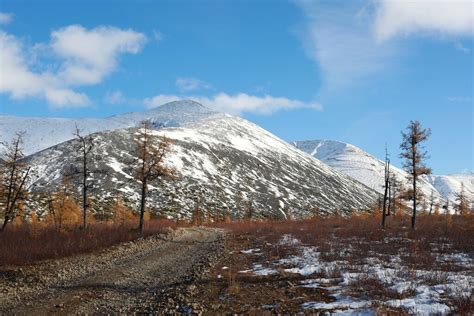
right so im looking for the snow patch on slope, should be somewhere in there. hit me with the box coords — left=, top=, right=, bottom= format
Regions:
left=294, top=140, right=439, bottom=199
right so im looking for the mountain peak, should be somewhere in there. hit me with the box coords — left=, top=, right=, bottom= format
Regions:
left=151, top=99, right=216, bottom=114
left=0, top=99, right=221, bottom=156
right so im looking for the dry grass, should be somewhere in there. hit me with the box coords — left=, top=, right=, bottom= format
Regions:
left=203, top=214, right=473, bottom=314
left=0, top=219, right=177, bottom=266
left=212, top=214, right=474, bottom=269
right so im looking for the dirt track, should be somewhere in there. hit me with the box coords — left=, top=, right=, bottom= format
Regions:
left=0, top=227, right=224, bottom=314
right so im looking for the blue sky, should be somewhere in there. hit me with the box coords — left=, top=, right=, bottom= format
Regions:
left=0, top=0, right=472, bottom=174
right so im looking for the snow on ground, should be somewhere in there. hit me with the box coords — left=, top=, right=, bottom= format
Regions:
left=238, top=234, right=473, bottom=315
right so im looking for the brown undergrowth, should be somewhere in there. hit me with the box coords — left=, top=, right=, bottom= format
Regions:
left=191, top=214, right=473, bottom=314
left=0, top=219, right=177, bottom=266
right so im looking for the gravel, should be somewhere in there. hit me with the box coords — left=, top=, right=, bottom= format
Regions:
left=0, top=227, right=225, bottom=314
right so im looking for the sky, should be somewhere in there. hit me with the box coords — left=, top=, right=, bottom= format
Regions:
left=0, top=0, right=472, bottom=175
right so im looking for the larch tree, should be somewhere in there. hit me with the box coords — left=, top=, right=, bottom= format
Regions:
left=400, top=120, right=431, bottom=229
left=135, top=120, right=176, bottom=232
left=381, top=146, right=390, bottom=228
left=455, top=182, right=469, bottom=215
left=46, top=173, right=80, bottom=231
left=0, top=132, right=31, bottom=232
left=73, top=125, right=95, bottom=230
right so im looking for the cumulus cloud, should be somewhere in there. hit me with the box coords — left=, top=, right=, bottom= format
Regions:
left=143, top=93, right=322, bottom=115
left=374, top=0, right=474, bottom=42
left=0, top=25, right=146, bottom=108
left=0, top=31, right=90, bottom=108
left=175, top=77, right=212, bottom=92
left=51, top=25, right=147, bottom=85
left=0, top=12, right=12, bottom=25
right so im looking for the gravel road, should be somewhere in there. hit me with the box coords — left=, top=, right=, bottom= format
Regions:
left=0, top=227, right=224, bottom=314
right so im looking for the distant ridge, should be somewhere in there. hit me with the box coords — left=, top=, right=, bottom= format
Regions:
left=293, top=139, right=473, bottom=206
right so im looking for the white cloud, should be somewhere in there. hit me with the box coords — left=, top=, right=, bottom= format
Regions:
left=104, top=90, right=143, bottom=106
left=175, top=77, right=212, bottom=92
left=104, top=90, right=127, bottom=105
left=143, top=93, right=322, bottom=115
left=51, top=25, right=147, bottom=85
left=0, top=25, right=146, bottom=108
left=0, top=12, right=12, bottom=25
left=44, top=88, right=90, bottom=107
left=374, top=0, right=474, bottom=42
left=295, top=0, right=398, bottom=90
left=0, top=31, right=90, bottom=108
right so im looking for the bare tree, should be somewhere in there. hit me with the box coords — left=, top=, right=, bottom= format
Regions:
left=428, top=189, right=435, bottom=215
left=0, top=133, right=31, bottom=232
left=389, top=177, right=402, bottom=216
left=73, top=125, right=95, bottom=229
left=382, top=146, right=390, bottom=228
left=400, top=120, right=431, bottom=229
left=135, top=120, right=176, bottom=232
left=455, top=182, right=469, bottom=215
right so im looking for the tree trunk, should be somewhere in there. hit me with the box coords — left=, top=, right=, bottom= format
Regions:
left=411, top=142, right=417, bottom=230
left=0, top=216, right=9, bottom=232
left=82, top=156, right=88, bottom=230
left=381, top=160, right=390, bottom=228
left=387, top=181, right=392, bottom=216
left=139, top=178, right=147, bottom=232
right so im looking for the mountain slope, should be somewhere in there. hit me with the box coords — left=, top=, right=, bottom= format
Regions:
left=293, top=140, right=440, bottom=200
left=426, top=173, right=474, bottom=203
left=26, top=110, right=378, bottom=219
left=0, top=100, right=221, bottom=155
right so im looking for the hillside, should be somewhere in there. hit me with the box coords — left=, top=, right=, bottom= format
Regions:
left=293, top=139, right=474, bottom=211
left=25, top=106, right=378, bottom=219
left=293, top=140, right=439, bottom=197
left=426, top=173, right=474, bottom=203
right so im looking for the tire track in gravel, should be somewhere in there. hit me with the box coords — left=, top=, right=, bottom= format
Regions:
left=9, top=227, right=224, bottom=314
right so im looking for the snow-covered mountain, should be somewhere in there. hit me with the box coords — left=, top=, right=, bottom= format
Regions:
left=0, top=100, right=222, bottom=155
left=426, top=173, right=474, bottom=203
left=23, top=104, right=378, bottom=219
left=293, top=140, right=473, bottom=207
left=293, top=140, right=440, bottom=199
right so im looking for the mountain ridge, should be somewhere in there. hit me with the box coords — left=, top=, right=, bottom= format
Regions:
left=0, top=100, right=222, bottom=155
left=293, top=139, right=472, bottom=206
left=25, top=113, right=379, bottom=219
